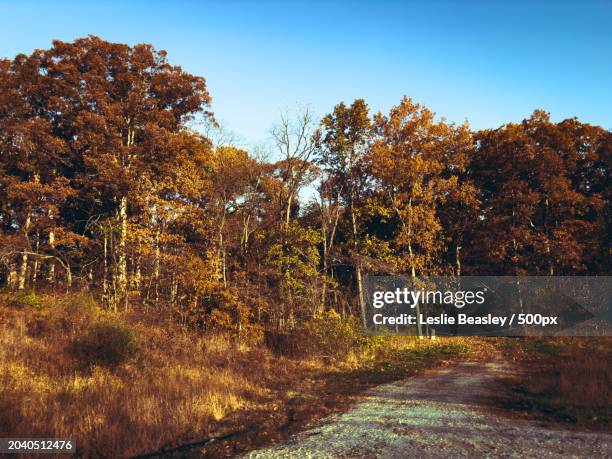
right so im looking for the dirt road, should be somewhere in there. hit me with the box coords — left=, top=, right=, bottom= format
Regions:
left=244, top=360, right=612, bottom=458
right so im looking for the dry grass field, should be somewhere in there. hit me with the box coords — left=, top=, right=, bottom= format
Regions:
left=2, top=291, right=609, bottom=457
left=0, top=291, right=470, bottom=457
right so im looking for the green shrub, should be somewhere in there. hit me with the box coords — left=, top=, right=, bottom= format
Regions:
left=302, top=310, right=362, bottom=359
left=361, top=335, right=387, bottom=354
left=262, top=311, right=362, bottom=359
left=69, top=321, right=138, bottom=368
left=8, top=291, right=43, bottom=309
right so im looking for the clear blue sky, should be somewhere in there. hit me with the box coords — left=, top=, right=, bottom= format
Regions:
left=1, top=0, right=610, bottom=148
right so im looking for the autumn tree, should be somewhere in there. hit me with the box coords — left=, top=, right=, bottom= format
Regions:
left=0, top=52, right=78, bottom=290
left=270, top=106, right=320, bottom=226
left=210, top=145, right=261, bottom=287
left=471, top=111, right=609, bottom=276
left=317, top=99, right=371, bottom=325
left=34, top=36, right=213, bottom=307
left=369, top=97, right=472, bottom=336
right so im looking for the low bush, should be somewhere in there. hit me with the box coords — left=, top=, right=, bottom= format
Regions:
left=8, top=290, right=43, bottom=309
left=302, top=310, right=362, bottom=359
left=262, top=311, right=363, bottom=359
left=264, top=330, right=305, bottom=357
left=67, top=292, right=98, bottom=311
left=69, top=321, right=139, bottom=369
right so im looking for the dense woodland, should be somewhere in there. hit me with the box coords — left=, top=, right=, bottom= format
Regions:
left=1, top=37, right=610, bottom=337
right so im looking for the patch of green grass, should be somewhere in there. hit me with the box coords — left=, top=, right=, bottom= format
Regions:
left=502, top=338, right=559, bottom=356
left=372, top=339, right=469, bottom=376
left=7, top=291, right=44, bottom=309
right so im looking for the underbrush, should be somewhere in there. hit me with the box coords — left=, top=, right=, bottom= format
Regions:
left=69, top=321, right=139, bottom=369
left=501, top=337, right=612, bottom=428
left=0, top=291, right=473, bottom=457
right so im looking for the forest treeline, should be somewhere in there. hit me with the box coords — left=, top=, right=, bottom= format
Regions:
left=1, top=37, right=610, bottom=336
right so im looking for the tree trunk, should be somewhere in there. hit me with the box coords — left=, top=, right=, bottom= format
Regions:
left=406, top=198, right=423, bottom=339
left=356, top=266, right=366, bottom=328
left=510, top=199, right=525, bottom=319
left=546, top=241, right=554, bottom=276
left=285, top=191, right=293, bottom=226
left=321, top=198, right=341, bottom=314
left=118, top=195, right=128, bottom=309
left=170, top=274, right=178, bottom=307
left=18, top=214, right=31, bottom=290
left=408, top=241, right=423, bottom=339
left=350, top=197, right=367, bottom=328
left=48, top=210, right=55, bottom=284
left=154, top=226, right=160, bottom=306
left=103, top=232, right=108, bottom=301
left=134, top=256, right=142, bottom=293
left=450, top=244, right=461, bottom=335
left=512, top=236, right=525, bottom=317
left=241, top=214, right=251, bottom=254
left=456, top=245, right=462, bottom=277
left=218, top=207, right=227, bottom=286
left=222, top=248, right=227, bottom=288
left=65, top=264, right=72, bottom=290
left=320, top=211, right=328, bottom=314
left=8, top=265, right=18, bottom=289
left=32, top=232, right=40, bottom=288
left=544, top=198, right=554, bottom=276
left=48, top=230, right=55, bottom=283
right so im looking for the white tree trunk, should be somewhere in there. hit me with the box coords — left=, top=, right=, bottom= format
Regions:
left=48, top=210, right=55, bottom=284
left=154, top=226, right=160, bottom=306
left=118, top=196, right=128, bottom=308
left=103, top=232, right=108, bottom=300
left=18, top=214, right=31, bottom=290
left=32, top=232, right=40, bottom=287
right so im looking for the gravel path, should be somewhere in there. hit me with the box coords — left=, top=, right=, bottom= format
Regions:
left=244, top=361, right=612, bottom=458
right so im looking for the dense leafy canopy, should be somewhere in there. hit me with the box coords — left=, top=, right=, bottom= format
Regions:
left=1, top=37, right=610, bottom=334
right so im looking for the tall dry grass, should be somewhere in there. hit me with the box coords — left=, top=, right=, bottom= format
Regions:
left=0, top=293, right=283, bottom=457
left=534, top=338, right=611, bottom=407
left=0, top=292, right=473, bottom=457
left=503, top=337, right=612, bottom=425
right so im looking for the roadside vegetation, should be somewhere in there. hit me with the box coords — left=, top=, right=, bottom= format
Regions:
left=0, top=291, right=470, bottom=458
left=499, top=337, right=612, bottom=430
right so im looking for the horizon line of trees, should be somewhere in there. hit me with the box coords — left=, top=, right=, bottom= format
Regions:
left=1, top=37, right=610, bottom=335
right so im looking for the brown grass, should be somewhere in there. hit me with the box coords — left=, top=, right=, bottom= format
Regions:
left=0, top=295, right=270, bottom=457
left=0, top=292, right=472, bottom=458
left=552, top=341, right=611, bottom=406
left=500, top=337, right=612, bottom=427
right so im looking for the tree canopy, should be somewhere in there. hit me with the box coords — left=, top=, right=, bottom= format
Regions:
left=1, top=37, right=610, bottom=335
